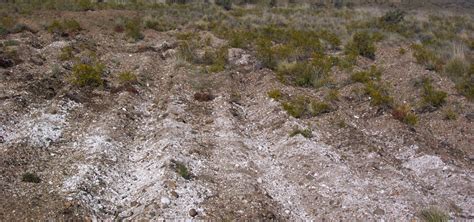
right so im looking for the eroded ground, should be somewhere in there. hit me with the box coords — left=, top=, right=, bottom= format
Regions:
left=1, top=8, right=473, bottom=221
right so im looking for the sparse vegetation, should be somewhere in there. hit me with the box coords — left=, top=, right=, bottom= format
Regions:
left=420, top=208, right=449, bottom=222
left=289, top=128, right=312, bottom=138
left=125, top=18, right=143, bottom=41
left=172, top=161, right=192, bottom=180
left=351, top=66, right=382, bottom=83
left=392, top=104, right=418, bottom=126
left=421, top=78, right=447, bottom=109
left=47, top=19, right=81, bottom=36
left=364, top=82, right=393, bottom=108
left=267, top=89, right=282, bottom=100
left=345, top=31, right=376, bottom=60
left=118, top=71, right=137, bottom=85
left=443, top=108, right=457, bottom=120
left=71, top=63, right=104, bottom=87
left=22, top=172, right=41, bottom=183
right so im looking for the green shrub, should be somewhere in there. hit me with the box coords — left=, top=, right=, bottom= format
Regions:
left=325, top=89, right=339, bottom=101
left=22, top=172, right=41, bottom=183
left=289, top=128, right=312, bottom=138
left=380, top=9, right=405, bottom=25
left=310, top=101, right=332, bottom=116
left=392, top=104, right=418, bottom=126
left=47, top=19, right=81, bottom=35
left=364, top=82, right=393, bottom=107
left=411, top=44, right=442, bottom=71
left=216, top=0, right=232, bottom=10
left=345, top=31, right=376, bottom=60
left=172, top=161, right=192, bottom=180
left=59, top=46, right=74, bottom=61
left=282, top=96, right=308, bottom=118
left=144, top=18, right=176, bottom=32
left=125, top=18, right=143, bottom=41
left=118, top=71, right=137, bottom=85
left=256, top=38, right=277, bottom=69
left=203, top=47, right=228, bottom=73
left=421, top=78, right=447, bottom=109
left=71, top=63, right=104, bottom=87
left=351, top=66, right=382, bottom=83
left=443, top=108, right=457, bottom=120
left=267, top=89, right=282, bottom=100
left=420, top=208, right=448, bottom=222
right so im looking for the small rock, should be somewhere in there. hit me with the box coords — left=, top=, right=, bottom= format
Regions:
left=257, top=178, right=263, bottom=184
left=160, top=197, right=170, bottom=207
left=170, top=191, right=179, bottom=199
left=189, top=208, right=198, bottom=217
left=0, top=57, right=14, bottom=68
left=373, top=208, right=385, bottom=215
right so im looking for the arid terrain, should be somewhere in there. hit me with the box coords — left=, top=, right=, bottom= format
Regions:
left=1, top=1, right=473, bottom=221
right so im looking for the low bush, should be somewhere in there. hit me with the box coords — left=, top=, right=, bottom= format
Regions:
left=267, top=89, right=282, bottom=100
left=125, top=18, right=143, bottom=41
left=421, top=78, right=447, bottom=109
left=289, top=128, right=312, bottom=138
left=118, top=71, right=138, bottom=85
left=345, top=31, right=376, bottom=60
left=443, top=108, right=457, bottom=120
left=392, top=104, right=418, bottom=126
left=22, top=172, right=41, bottom=183
left=411, top=44, right=443, bottom=71
left=420, top=208, right=448, bottom=222
left=71, top=63, right=104, bottom=87
left=364, top=82, right=393, bottom=107
left=351, top=66, right=382, bottom=83
left=59, top=46, right=74, bottom=61
left=282, top=96, right=307, bottom=118
left=47, top=19, right=82, bottom=36
left=309, top=101, right=332, bottom=116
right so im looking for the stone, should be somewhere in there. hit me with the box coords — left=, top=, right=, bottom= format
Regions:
left=189, top=208, right=198, bottom=217
left=373, top=208, right=385, bottom=215
left=160, top=197, right=170, bottom=207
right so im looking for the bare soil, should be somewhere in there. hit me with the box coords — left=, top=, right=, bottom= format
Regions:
left=1, top=10, right=473, bottom=221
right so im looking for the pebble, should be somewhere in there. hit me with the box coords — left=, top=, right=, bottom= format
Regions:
left=189, top=208, right=198, bottom=217
left=160, top=197, right=170, bottom=207
left=257, top=178, right=263, bottom=184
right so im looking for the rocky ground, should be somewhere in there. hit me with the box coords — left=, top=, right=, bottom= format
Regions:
left=1, top=10, right=473, bottom=221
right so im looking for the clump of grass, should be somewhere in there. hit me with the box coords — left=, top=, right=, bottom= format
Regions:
left=289, top=128, right=312, bottom=138
left=277, top=56, right=334, bottom=88
left=47, top=19, right=82, bottom=36
left=172, top=160, right=192, bottom=180
left=202, top=46, right=228, bottom=73
left=256, top=38, right=277, bottom=69
left=71, top=63, right=104, bottom=87
left=22, top=172, right=41, bottom=183
left=364, top=81, right=393, bottom=108
left=351, top=66, right=382, bottom=83
left=421, top=78, right=447, bottom=109
left=118, top=71, right=137, bottom=85
left=309, top=100, right=332, bottom=116
left=399, top=47, right=406, bottom=55
left=392, top=104, right=418, bottom=126
left=379, top=9, right=405, bottom=26
left=59, top=46, right=74, bottom=61
left=345, top=31, right=376, bottom=60
left=144, top=18, right=176, bottom=32
left=282, top=96, right=307, bottom=118
left=267, top=89, right=282, bottom=100
left=125, top=18, right=144, bottom=41
left=443, top=108, right=457, bottom=120
left=411, top=44, right=442, bottom=71
left=325, top=89, right=339, bottom=101
left=420, top=208, right=449, bottom=222
left=444, top=58, right=473, bottom=101
left=216, top=0, right=232, bottom=10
